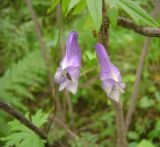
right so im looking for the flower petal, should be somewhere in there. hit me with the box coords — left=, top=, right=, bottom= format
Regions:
left=67, top=66, right=80, bottom=81
left=66, top=81, right=78, bottom=94
left=60, top=32, right=81, bottom=69
left=95, top=43, right=125, bottom=102
left=54, top=67, right=63, bottom=83
left=59, top=80, right=70, bottom=91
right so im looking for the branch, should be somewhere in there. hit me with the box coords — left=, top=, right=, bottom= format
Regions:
left=0, top=100, right=47, bottom=140
left=98, top=0, right=109, bottom=52
left=118, top=17, right=160, bottom=37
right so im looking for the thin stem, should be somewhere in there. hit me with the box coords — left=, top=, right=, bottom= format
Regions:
left=65, top=90, right=74, bottom=125
left=125, top=38, right=151, bottom=131
left=125, top=0, right=160, bottom=131
left=112, top=100, right=128, bottom=147
left=0, top=100, right=47, bottom=140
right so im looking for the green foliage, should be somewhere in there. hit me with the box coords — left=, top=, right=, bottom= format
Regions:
left=138, top=96, right=155, bottom=109
left=70, top=132, right=98, bottom=147
left=105, top=0, right=118, bottom=27
left=0, top=51, right=47, bottom=109
left=47, top=0, right=61, bottom=14
left=0, top=110, right=49, bottom=147
left=72, top=0, right=86, bottom=15
left=86, top=0, right=102, bottom=30
left=67, top=0, right=80, bottom=15
left=1, top=0, right=160, bottom=146
left=137, top=139, right=155, bottom=147
left=117, top=0, right=159, bottom=26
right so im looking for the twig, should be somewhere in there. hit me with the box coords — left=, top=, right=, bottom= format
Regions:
left=0, top=100, right=47, bottom=140
left=54, top=117, right=78, bottom=139
left=99, top=1, right=128, bottom=147
left=23, top=0, right=47, bottom=59
left=125, top=38, right=151, bottom=131
left=125, top=0, right=160, bottom=132
left=118, top=17, right=160, bottom=37
left=79, top=76, right=99, bottom=88
left=64, top=90, right=74, bottom=125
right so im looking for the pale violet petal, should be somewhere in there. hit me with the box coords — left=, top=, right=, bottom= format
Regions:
left=59, top=80, right=70, bottom=91
left=67, top=66, right=80, bottom=81
left=54, top=67, right=63, bottom=83
left=66, top=81, right=78, bottom=94
left=108, top=88, right=120, bottom=102
left=102, top=80, right=114, bottom=95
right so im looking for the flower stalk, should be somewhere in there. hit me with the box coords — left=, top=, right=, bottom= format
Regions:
left=97, top=1, right=128, bottom=146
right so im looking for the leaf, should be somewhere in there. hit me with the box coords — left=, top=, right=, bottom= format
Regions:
left=62, top=0, right=70, bottom=15
left=73, top=0, right=86, bottom=15
left=0, top=50, right=47, bottom=109
left=66, top=0, right=80, bottom=15
left=127, top=131, right=139, bottom=140
left=31, top=109, right=49, bottom=127
left=137, top=139, right=155, bottom=147
left=86, top=0, right=102, bottom=30
left=83, top=14, right=96, bottom=30
left=139, top=96, right=155, bottom=109
left=47, top=0, right=61, bottom=14
left=117, top=0, right=159, bottom=27
left=105, top=0, right=118, bottom=26
left=0, top=110, right=49, bottom=147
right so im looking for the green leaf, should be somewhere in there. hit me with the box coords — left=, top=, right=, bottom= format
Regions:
left=117, top=0, right=159, bottom=27
left=127, top=131, right=139, bottom=140
left=62, top=0, right=71, bottom=15
left=137, top=139, right=155, bottom=147
left=83, top=14, right=96, bottom=30
left=0, top=110, right=49, bottom=147
left=47, top=0, right=61, bottom=14
left=105, top=0, right=118, bottom=26
left=86, top=0, right=102, bottom=30
left=139, top=96, right=155, bottom=109
left=66, top=0, right=80, bottom=15
left=73, top=0, right=86, bottom=15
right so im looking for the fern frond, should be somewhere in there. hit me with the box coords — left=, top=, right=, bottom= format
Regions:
left=0, top=110, right=49, bottom=147
left=0, top=50, right=48, bottom=109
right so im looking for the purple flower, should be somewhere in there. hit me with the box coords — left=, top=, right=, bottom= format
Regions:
left=95, top=43, right=125, bottom=102
left=54, top=32, right=81, bottom=94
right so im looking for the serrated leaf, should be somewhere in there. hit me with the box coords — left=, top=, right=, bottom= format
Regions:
left=31, top=109, right=49, bottom=127
left=86, top=0, right=102, bottom=30
left=0, top=110, right=48, bottom=147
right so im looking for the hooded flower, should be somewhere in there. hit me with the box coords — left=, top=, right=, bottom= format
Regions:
left=95, top=43, right=125, bottom=102
left=54, top=32, right=81, bottom=94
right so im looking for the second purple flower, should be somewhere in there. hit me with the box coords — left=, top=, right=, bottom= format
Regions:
left=95, top=43, right=125, bottom=102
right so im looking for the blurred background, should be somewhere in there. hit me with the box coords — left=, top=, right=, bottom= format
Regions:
left=0, top=0, right=160, bottom=147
